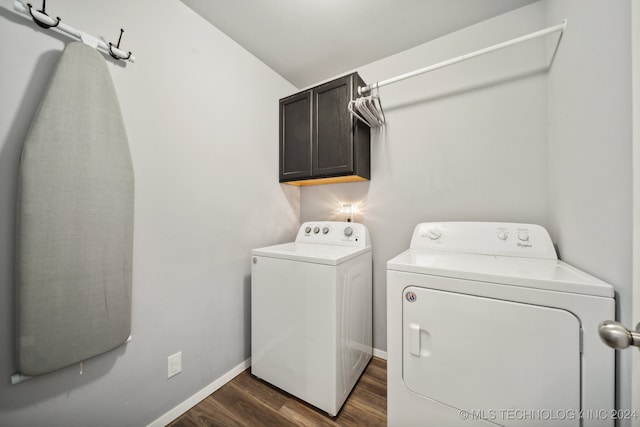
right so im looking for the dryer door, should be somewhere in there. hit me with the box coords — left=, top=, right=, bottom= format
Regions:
left=403, top=286, right=581, bottom=426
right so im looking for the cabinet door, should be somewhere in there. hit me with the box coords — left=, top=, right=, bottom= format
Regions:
left=313, top=75, right=354, bottom=176
left=280, top=91, right=312, bottom=181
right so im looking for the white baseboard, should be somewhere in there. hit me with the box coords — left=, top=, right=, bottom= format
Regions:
left=373, top=348, right=387, bottom=360
left=147, top=357, right=251, bottom=427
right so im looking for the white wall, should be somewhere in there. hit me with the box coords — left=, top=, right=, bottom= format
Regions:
left=546, top=0, right=633, bottom=418
left=0, top=0, right=299, bottom=425
left=301, top=2, right=550, bottom=350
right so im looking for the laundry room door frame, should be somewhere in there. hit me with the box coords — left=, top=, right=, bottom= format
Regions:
left=632, top=1, right=639, bottom=425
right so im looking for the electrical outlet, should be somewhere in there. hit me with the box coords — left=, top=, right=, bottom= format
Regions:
left=168, top=351, right=182, bottom=379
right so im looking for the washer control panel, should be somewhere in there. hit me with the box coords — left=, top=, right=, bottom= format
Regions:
left=296, top=221, right=370, bottom=248
left=410, top=222, right=557, bottom=260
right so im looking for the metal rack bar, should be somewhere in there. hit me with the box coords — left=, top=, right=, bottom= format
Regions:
left=358, top=19, right=566, bottom=95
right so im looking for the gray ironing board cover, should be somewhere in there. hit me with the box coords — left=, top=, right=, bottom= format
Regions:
left=16, top=42, right=134, bottom=376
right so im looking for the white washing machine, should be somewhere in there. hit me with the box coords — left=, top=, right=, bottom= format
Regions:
left=251, top=221, right=372, bottom=416
left=387, top=222, right=615, bottom=427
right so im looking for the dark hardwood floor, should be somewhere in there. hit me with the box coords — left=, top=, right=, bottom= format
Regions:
left=169, top=357, right=387, bottom=426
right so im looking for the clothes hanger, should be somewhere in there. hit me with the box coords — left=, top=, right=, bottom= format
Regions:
left=348, top=84, right=386, bottom=128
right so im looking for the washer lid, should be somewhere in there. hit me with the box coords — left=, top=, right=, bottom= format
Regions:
left=387, top=249, right=614, bottom=298
left=253, top=242, right=371, bottom=265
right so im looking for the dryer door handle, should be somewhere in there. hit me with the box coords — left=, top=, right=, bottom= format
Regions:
left=598, top=320, right=640, bottom=350
left=409, top=323, right=421, bottom=356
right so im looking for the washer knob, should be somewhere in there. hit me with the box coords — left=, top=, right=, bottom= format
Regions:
left=426, top=228, right=441, bottom=240
left=305, top=226, right=312, bottom=234
left=344, top=227, right=353, bottom=237
left=497, top=231, right=508, bottom=241
left=313, top=226, right=320, bottom=234
left=518, top=233, right=529, bottom=242
left=322, top=226, right=329, bottom=234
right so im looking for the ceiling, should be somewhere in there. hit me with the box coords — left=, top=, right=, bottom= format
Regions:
left=181, top=0, right=539, bottom=89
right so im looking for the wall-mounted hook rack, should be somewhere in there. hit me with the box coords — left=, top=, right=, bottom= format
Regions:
left=27, top=0, right=60, bottom=29
left=13, top=0, right=136, bottom=63
left=108, top=29, right=132, bottom=61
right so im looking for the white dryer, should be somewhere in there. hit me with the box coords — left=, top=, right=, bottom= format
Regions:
left=251, top=221, right=372, bottom=416
left=387, top=222, right=615, bottom=427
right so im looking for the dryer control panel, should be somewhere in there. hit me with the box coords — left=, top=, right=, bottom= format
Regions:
left=296, top=221, right=370, bottom=248
left=410, top=222, right=557, bottom=260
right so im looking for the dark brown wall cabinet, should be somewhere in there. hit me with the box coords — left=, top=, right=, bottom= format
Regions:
left=279, top=72, right=371, bottom=186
